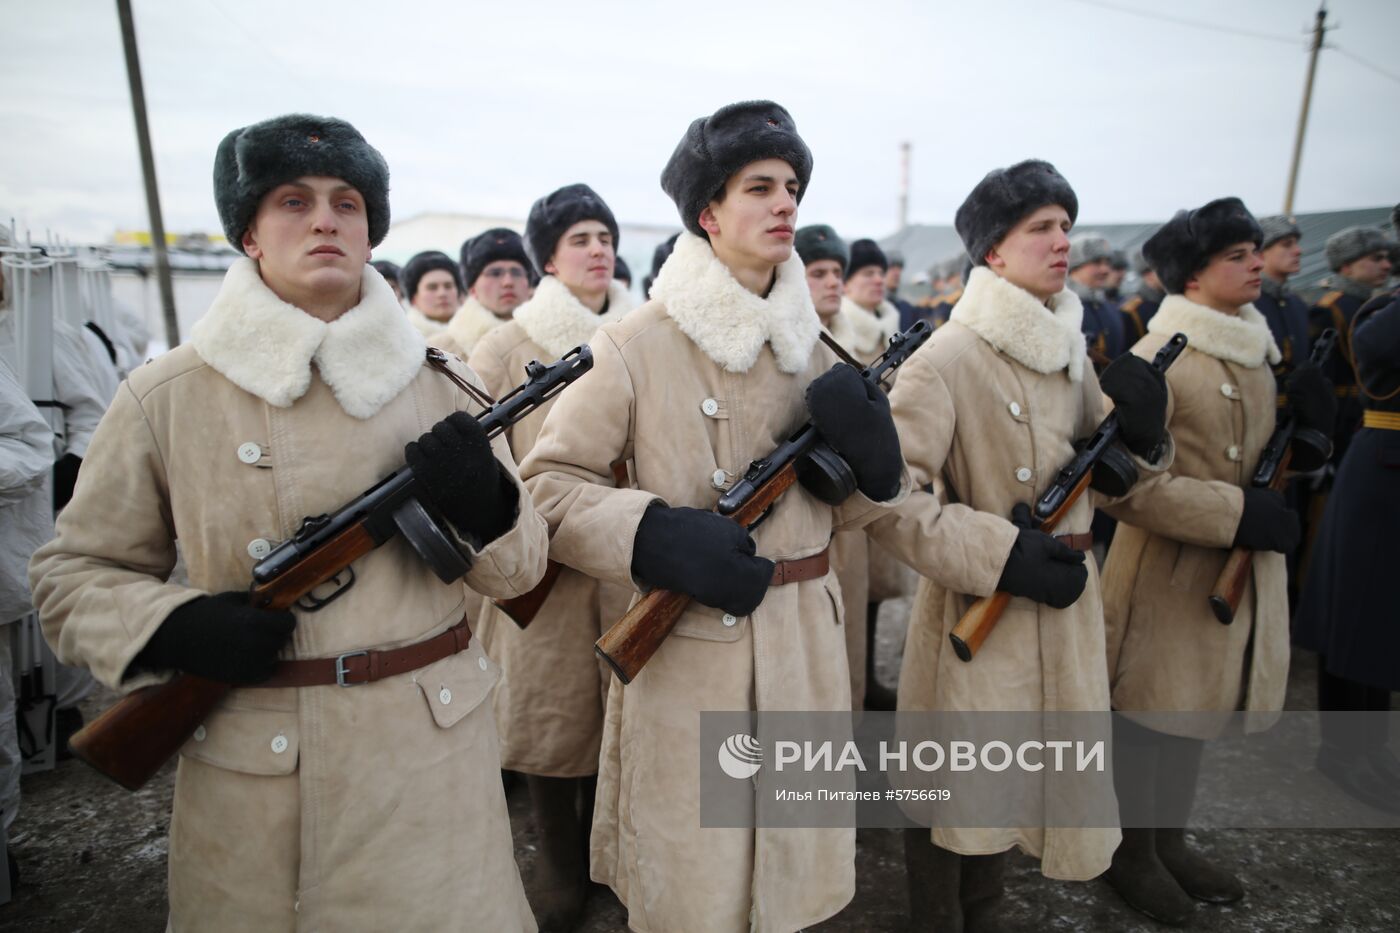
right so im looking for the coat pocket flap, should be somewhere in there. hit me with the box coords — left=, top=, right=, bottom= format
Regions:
left=414, top=641, right=500, bottom=729
left=180, top=705, right=298, bottom=776
left=671, top=604, right=749, bottom=643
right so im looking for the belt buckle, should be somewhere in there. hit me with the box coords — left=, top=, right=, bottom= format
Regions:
left=335, top=650, right=369, bottom=687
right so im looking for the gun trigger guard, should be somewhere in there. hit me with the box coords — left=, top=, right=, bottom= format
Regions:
left=297, top=566, right=356, bottom=612
left=746, top=503, right=776, bottom=532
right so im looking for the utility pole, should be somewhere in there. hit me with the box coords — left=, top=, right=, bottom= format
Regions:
left=116, top=0, right=180, bottom=346
left=898, top=141, right=911, bottom=231
left=1284, top=3, right=1329, bottom=215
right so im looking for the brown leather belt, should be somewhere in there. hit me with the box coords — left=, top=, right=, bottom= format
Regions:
left=1054, top=533, right=1094, bottom=552
left=770, top=548, right=830, bottom=586
left=257, top=618, right=474, bottom=688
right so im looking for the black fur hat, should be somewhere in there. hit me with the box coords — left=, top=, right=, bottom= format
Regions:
left=459, top=227, right=530, bottom=289
left=643, top=233, right=680, bottom=298
left=660, top=100, right=814, bottom=238
left=213, top=113, right=390, bottom=253
left=845, top=238, right=888, bottom=281
left=614, top=255, right=632, bottom=285
left=1142, top=197, right=1262, bottom=295
left=524, top=184, right=619, bottom=272
left=401, top=250, right=463, bottom=302
left=794, top=225, right=848, bottom=270
left=370, top=259, right=400, bottom=283
left=955, top=160, right=1078, bottom=267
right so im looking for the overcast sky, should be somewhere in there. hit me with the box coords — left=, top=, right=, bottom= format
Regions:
left=3, top=0, right=1398, bottom=246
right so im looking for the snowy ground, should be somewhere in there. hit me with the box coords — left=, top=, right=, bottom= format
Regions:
left=3, top=597, right=1397, bottom=932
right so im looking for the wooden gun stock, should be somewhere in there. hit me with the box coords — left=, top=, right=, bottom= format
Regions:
left=948, top=470, right=1090, bottom=662
left=68, top=674, right=232, bottom=792
left=948, top=592, right=1011, bottom=663
left=1209, top=328, right=1334, bottom=624
left=67, top=523, right=373, bottom=791
left=595, top=463, right=799, bottom=685
left=1208, top=448, right=1292, bottom=625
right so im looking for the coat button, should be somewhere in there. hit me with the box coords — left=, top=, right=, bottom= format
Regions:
left=1226, top=445, right=1241, bottom=461
left=722, top=613, right=738, bottom=627
left=247, top=538, right=272, bottom=559
left=237, top=442, right=262, bottom=464
left=193, top=726, right=206, bottom=742
left=271, top=734, right=289, bottom=754
left=478, top=656, right=489, bottom=671
left=1008, top=402, right=1023, bottom=417
left=701, top=398, right=720, bottom=417
left=711, top=469, right=728, bottom=489
left=1220, top=383, right=1235, bottom=398
left=1015, top=467, right=1033, bottom=483
left=438, top=687, right=452, bottom=705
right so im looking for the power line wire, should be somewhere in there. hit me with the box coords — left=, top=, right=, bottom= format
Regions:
left=1330, top=45, right=1400, bottom=87
left=1062, top=0, right=1302, bottom=46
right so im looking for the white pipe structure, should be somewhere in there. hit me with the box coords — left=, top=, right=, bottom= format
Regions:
left=0, top=246, right=60, bottom=776
left=0, top=248, right=58, bottom=432
left=47, top=247, right=84, bottom=330
left=78, top=256, right=116, bottom=334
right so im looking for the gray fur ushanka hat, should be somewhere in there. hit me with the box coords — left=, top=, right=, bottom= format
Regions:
left=1068, top=234, right=1112, bottom=270
left=1325, top=226, right=1392, bottom=272
left=794, top=225, right=848, bottom=270
left=1258, top=215, right=1301, bottom=250
left=1142, top=197, right=1262, bottom=295
left=660, top=100, right=814, bottom=238
left=524, top=184, right=619, bottom=272
left=214, top=113, right=390, bottom=253
left=954, top=159, right=1078, bottom=267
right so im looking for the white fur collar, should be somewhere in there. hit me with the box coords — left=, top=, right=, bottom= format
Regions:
left=406, top=305, right=450, bottom=337
left=837, top=295, right=900, bottom=356
left=191, top=258, right=425, bottom=419
left=651, top=231, right=820, bottom=374
left=512, top=275, right=631, bottom=359
left=1148, top=295, right=1281, bottom=368
left=950, top=266, right=1086, bottom=382
left=437, top=295, right=506, bottom=354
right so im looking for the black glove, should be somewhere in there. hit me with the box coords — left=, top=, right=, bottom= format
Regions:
left=804, top=365, right=903, bottom=501
left=53, top=453, right=82, bottom=512
left=630, top=505, right=774, bottom=616
left=405, top=411, right=519, bottom=547
left=1100, top=353, right=1168, bottom=461
left=1232, top=487, right=1300, bottom=553
left=995, top=503, right=1088, bottom=609
left=130, top=592, right=296, bottom=685
left=1284, top=362, right=1337, bottom=435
